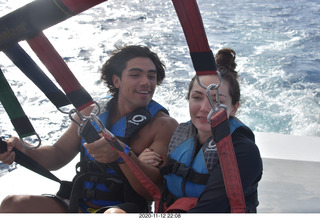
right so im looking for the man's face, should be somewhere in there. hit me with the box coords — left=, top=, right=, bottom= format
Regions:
left=113, top=57, right=157, bottom=109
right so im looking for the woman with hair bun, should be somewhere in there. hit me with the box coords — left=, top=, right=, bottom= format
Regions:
left=109, top=48, right=263, bottom=213
left=159, top=48, right=262, bottom=212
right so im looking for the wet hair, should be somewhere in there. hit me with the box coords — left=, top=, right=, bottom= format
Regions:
left=187, top=48, right=240, bottom=106
left=100, top=45, right=166, bottom=98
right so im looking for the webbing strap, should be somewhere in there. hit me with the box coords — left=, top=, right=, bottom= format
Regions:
left=210, top=109, right=246, bottom=213
left=0, top=0, right=107, bottom=51
left=171, top=0, right=217, bottom=75
left=27, top=32, right=94, bottom=111
left=3, top=44, right=71, bottom=109
left=91, top=125, right=161, bottom=210
left=172, top=0, right=245, bottom=213
left=0, top=68, right=36, bottom=139
left=79, top=121, right=162, bottom=213
left=0, top=137, right=61, bottom=183
left=163, top=197, right=198, bottom=213
left=117, top=149, right=162, bottom=213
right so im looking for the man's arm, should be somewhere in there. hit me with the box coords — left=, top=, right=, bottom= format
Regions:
left=119, top=114, right=178, bottom=200
left=1, top=105, right=94, bottom=171
left=84, top=112, right=178, bottom=200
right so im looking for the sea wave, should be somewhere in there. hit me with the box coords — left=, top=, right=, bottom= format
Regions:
left=0, top=0, right=319, bottom=146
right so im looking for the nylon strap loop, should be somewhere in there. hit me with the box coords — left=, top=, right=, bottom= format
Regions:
left=3, top=44, right=71, bottom=109
left=190, top=51, right=216, bottom=72
left=0, top=68, right=36, bottom=138
left=172, top=0, right=245, bottom=212
left=27, top=32, right=94, bottom=111
left=0, top=0, right=107, bottom=51
left=210, top=109, right=246, bottom=213
left=171, top=0, right=217, bottom=75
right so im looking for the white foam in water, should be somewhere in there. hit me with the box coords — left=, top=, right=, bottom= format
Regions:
left=2, top=0, right=319, bottom=140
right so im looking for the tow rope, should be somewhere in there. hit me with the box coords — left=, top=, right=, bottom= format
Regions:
left=171, top=0, right=246, bottom=213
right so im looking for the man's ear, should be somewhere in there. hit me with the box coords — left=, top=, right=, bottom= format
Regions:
left=112, top=75, right=120, bottom=88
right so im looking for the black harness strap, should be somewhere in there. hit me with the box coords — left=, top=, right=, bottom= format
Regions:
left=160, top=158, right=209, bottom=185
left=0, top=137, right=61, bottom=183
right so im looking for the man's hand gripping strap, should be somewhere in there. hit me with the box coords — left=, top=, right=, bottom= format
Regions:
left=101, top=129, right=162, bottom=213
left=79, top=115, right=162, bottom=213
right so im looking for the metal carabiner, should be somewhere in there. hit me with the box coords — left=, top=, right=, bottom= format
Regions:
left=90, top=113, right=124, bottom=152
left=206, top=83, right=220, bottom=110
left=206, top=84, right=227, bottom=123
left=68, top=101, right=101, bottom=135
left=90, top=113, right=114, bottom=138
left=68, top=108, right=89, bottom=130
left=57, top=105, right=74, bottom=114
left=196, top=71, right=223, bottom=90
left=20, top=132, right=41, bottom=149
left=195, top=71, right=227, bottom=123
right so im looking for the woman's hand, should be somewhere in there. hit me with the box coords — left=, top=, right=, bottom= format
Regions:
left=138, top=148, right=163, bottom=168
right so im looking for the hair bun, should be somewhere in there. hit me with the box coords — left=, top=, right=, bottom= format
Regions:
left=215, top=48, right=237, bottom=71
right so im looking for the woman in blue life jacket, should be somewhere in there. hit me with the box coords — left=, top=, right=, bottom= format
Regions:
left=119, top=48, right=263, bottom=213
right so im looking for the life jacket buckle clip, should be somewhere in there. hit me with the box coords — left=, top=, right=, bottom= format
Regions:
left=172, top=162, right=190, bottom=178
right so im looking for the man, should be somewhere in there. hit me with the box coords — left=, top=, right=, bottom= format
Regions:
left=0, top=45, right=178, bottom=213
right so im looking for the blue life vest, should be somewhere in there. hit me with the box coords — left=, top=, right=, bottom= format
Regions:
left=161, top=117, right=246, bottom=199
left=78, top=97, right=168, bottom=207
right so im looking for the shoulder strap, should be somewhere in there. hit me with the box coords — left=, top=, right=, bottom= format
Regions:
left=160, top=158, right=209, bottom=185
left=103, top=99, right=168, bottom=143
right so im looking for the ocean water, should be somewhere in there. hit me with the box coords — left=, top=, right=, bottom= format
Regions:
left=0, top=0, right=319, bottom=148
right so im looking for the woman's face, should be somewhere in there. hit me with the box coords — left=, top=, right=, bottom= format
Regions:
left=188, top=75, right=239, bottom=140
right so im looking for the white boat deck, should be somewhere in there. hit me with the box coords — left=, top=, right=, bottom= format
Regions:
left=0, top=132, right=319, bottom=213
left=254, top=132, right=320, bottom=213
